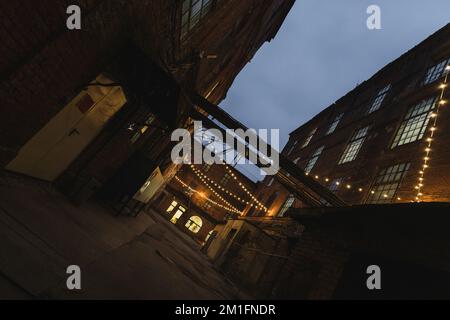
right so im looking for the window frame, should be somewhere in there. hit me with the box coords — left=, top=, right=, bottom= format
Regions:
left=181, top=0, right=215, bottom=39
left=366, top=163, right=410, bottom=204
left=301, top=128, right=318, bottom=149
left=391, top=97, right=437, bottom=148
left=367, top=84, right=391, bottom=114
left=326, top=113, right=344, bottom=135
left=338, top=126, right=370, bottom=164
left=304, top=146, right=325, bottom=174
left=278, top=194, right=295, bottom=217
left=423, top=57, right=450, bottom=86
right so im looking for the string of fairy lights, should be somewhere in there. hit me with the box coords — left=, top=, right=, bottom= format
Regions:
left=415, top=64, right=450, bottom=202
left=189, top=164, right=269, bottom=214
left=304, top=65, right=450, bottom=203
left=173, top=175, right=242, bottom=215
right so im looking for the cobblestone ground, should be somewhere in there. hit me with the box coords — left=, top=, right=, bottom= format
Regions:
left=0, top=171, right=247, bottom=299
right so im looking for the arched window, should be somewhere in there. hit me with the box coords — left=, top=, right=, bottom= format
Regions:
left=185, top=216, right=203, bottom=233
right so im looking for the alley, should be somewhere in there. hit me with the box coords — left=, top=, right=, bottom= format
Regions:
left=0, top=172, right=246, bottom=299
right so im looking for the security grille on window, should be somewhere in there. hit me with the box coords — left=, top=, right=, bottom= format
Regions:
left=328, top=178, right=343, bottom=192
left=181, top=0, right=213, bottom=39
left=326, top=113, right=344, bottom=135
left=423, top=57, right=450, bottom=85
left=368, top=84, right=391, bottom=114
left=391, top=97, right=437, bottom=148
left=301, top=128, right=317, bottom=148
left=304, top=146, right=324, bottom=174
left=367, top=163, right=410, bottom=204
left=339, top=126, right=370, bottom=164
left=278, top=194, right=295, bottom=217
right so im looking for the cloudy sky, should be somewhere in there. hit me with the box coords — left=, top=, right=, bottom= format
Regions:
left=219, top=0, right=450, bottom=181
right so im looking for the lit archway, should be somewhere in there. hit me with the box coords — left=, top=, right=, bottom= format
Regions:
left=185, top=216, right=203, bottom=233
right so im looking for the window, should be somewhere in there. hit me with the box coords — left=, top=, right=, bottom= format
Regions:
left=304, top=146, right=324, bottom=174
left=202, top=201, right=212, bottom=211
left=368, top=84, right=391, bottom=114
left=339, top=126, right=370, bottom=164
left=202, top=163, right=211, bottom=172
left=166, top=200, right=178, bottom=213
left=181, top=0, right=213, bottom=39
left=293, top=157, right=301, bottom=164
left=326, top=113, right=344, bottom=135
left=328, top=178, right=343, bottom=192
left=170, top=205, right=187, bottom=224
left=130, top=114, right=156, bottom=144
left=286, top=141, right=298, bottom=155
left=205, top=230, right=214, bottom=242
left=267, top=177, right=275, bottom=187
left=185, top=216, right=203, bottom=233
left=423, top=57, right=450, bottom=85
left=301, top=128, right=317, bottom=148
left=367, top=163, right=410, bottom=204
left=220, top=173, right=231, bottom=185
left=391, top=97, right=437, bottom=148
left=278, top=194, right=295, bottom=217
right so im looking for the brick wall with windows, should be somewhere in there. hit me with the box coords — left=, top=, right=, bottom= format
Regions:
left=277, top=24, right=450, bottom=206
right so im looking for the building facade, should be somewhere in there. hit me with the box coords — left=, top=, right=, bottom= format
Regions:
left=251, top=23, right=450, bottom=217
left=1, top=0, right=295, bottom=212
left=152, top=163, right=257, bottom=243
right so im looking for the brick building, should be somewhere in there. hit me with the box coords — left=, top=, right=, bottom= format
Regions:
left=152, top=162, right=257, bottom=243
left=248, top=23, right=450, bottom=219
left=205, top=24, right=450, bottom=299
left=1, top=0, right=295, bottom=212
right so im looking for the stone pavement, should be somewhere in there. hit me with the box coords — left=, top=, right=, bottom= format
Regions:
left=0, top=172, right=247, bottom=299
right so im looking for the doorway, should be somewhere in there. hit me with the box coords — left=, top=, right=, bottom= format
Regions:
left=6, top=74, right=127, bottom=181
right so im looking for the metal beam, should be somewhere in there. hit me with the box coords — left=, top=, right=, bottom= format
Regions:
left=187, top=92, right=347, bottom=207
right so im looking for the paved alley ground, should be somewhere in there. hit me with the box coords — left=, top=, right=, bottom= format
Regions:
left=0, top=172, right=246, bottom=299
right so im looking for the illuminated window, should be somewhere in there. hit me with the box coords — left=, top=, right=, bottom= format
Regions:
left=391, top=97, right=437, bottom=148
left=166, top=200, right=178, bottom=213
left=185, top=216, right=203, bottom=233
left=202, top=201, right=212, bottom=211
left=181, top=0, right=213, bottom=39
left=368, top=84, right=391, bottom=114
left=328, top=178, right=343, bottom=192
left=205, top=230, right=214, bottom=242
left=278, top=194, right=295, bottom=217
left=326, top=113, right=344, bottom=135
left=339, top=126, right=369, bottom=164
left=423, top=57, right=450, bottom=85
left=367, top=163, right=410, bottom=204
left=202, top=163, right=212, bottom=172
left=304, top=146, right=324, bottom=174
left=220, top=173, right=231, bottom=185
left=301, top=128, right=317, bottom=148
left=170, top=205, right=186, bottom=224
left=130, top=114, right=156, bottom=144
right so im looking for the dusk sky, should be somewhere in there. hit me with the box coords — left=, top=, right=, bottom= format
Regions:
left=220, top=0, right=450, bottom=181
